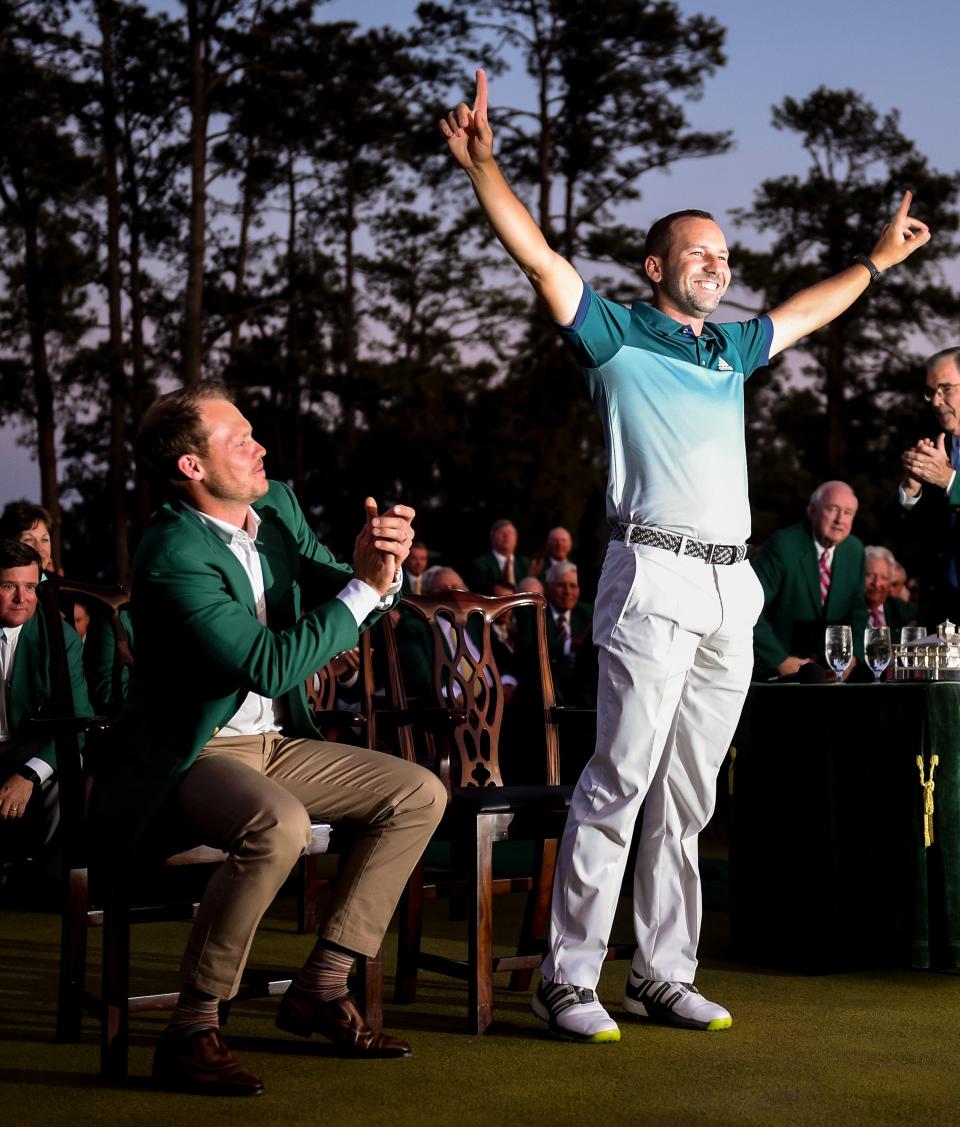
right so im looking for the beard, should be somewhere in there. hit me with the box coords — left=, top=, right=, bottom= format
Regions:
left=660, top=273, right=724, bottom=318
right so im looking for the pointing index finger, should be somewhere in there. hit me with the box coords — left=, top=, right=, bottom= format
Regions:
left=895, top=189, right=913, bottom=221
left=474, top=68, right=488, bottom=118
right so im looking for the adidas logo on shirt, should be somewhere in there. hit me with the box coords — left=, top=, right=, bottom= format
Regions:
left=717, top=357, right=733, bottom=371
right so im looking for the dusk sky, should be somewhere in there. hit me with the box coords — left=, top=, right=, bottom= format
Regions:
left=3, top=0, right=958, bottom=507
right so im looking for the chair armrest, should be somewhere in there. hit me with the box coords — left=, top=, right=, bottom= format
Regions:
left=312, top=709, right=368, bottom=727
left=27, top=715, right=110, bottom=736
left=376, top=706, right=468, bottom=730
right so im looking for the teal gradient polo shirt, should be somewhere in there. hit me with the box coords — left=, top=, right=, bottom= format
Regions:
left=560, top=283, right=772, bottom=544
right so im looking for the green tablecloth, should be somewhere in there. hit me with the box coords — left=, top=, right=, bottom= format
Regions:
left=730, top=681, right=960, bottom=971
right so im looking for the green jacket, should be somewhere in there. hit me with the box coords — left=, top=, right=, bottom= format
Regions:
left=6, top=605, right=92, bottom=768
left=751, top=521, right=867, bottom=678
left=466, top=552, right=532, bottom=595
left=92, top=481, right=390, bottom=845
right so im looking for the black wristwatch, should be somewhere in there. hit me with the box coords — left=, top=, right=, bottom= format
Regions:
left=15, top=765, right=42, bottom=787
left=852, top=253, right=881, bottom=283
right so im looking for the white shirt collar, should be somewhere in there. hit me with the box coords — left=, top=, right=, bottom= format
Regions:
left=181, top=502, right=261, bottom=545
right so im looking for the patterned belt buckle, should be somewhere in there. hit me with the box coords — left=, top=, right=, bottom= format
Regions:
left=706, top=542, right=719, bottom=565
left=676, top=534, right=689, bottom=558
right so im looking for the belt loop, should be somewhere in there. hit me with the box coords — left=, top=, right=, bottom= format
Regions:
left=676, top=534, right=688, bottom=558
left=624, top=522, right=636, bottom=545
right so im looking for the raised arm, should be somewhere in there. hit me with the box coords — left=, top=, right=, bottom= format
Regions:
left=440, top=69, right=583, bottom=325
left=767, top=191, right=931, bottom=359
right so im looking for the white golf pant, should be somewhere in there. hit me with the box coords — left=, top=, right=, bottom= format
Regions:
left=543, top=538, right=764, bottom=988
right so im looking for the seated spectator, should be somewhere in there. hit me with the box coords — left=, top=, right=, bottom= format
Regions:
left=395, top=566, right=517, bottom=702
left=752, top=481, right=867, bottom=679
left=401, top=540, right=430, bottom=596
left=543, top=561, right=597, bottom=707
left=528, top=526, right=575, bottom=579
left=0, top=501, right=57, bottom=576
left=83, top=603, right=134, bottom=719
left=91, top=381, right=443, bottom=1092
left=0, top=540, right=92, bottom=860
left=888, top=561, right=909, bottom=601
left=467, top=519, right=530, bottom=594
left=865, top=546, right=917, bottom=634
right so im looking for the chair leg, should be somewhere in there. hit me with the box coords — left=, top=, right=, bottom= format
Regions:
left=467, top=818, right=495, bottom=1035
left=354, top=946, right=383, bottom=1032
left=101, top=881, right=131, bottom=1080
left=510, top=836, right=557, bottom=992
left=394, top=860, right=425, bottom=1004
left=57, top=865, right=89, bottom=1042
left=297, top=854, right=320, bottom=934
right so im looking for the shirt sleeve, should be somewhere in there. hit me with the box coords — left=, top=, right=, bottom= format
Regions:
left=336, top=579, right=383, bottom=627
left=723, top=315, right=774, bottom=378
left=556, top=282, right=634, bottom=369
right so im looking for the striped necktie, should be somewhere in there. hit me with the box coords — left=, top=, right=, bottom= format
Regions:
left=819, top=549, right=831, bottom=606
left=869, top=605, right=886, bottom=628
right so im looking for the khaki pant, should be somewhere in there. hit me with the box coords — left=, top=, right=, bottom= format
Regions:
left=173, top=733, right=446, bottom=998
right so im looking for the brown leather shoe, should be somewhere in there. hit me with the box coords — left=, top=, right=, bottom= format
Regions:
left=276, top=987, right=411, bottom=1058
left=152, top=1027, right=265, bottom=1096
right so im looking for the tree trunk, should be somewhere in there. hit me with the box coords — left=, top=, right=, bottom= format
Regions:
left=825, top=323, right=848, bottom=476
left=227, top=134, right=257, bottom=361
left=96, top=0, right=130, bottom=582
left=184, top=0, right=208, bottom=384
left=120, top=101, right=154, bottom=534
left=23, top=213, right=61, bottom=569
left=341, top=156, right=358, bottom=456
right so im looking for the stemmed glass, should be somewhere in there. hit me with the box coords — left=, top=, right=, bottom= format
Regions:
left=824, top=625, right=853, bottom=682
left=863, top=626, right=892, bottom=683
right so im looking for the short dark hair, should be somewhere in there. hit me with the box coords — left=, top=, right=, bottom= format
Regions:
left=0, top=501, right=52, bottom=540
left=0, top=538, right=43, bottom=574
left=489, top=519, right=515, bottom=537
left=135, top=380, right=233, bottom=487
left=643, top=209, right=716, bottom=261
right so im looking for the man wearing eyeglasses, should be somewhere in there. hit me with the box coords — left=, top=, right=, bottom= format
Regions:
left=899, top=348, right=960, bottom=622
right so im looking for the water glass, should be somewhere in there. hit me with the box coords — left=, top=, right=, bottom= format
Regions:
left=900, top=625, right=926, bottom=671
left=864, top=626, right=891, bottom=683
left=824, top=625, right=853, bottom=681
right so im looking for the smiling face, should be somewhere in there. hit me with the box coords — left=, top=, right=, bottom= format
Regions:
left=865, top=556, right=893, bottom=609
left=178, top=398, right=268, bottom=521
left=548, top=570, right=580, bottom=613
left=546, top=527, right=572, bottom=561
left=645, top=216, right=731, bottom=323
left=808, top=483, right=858, bottom=549
left=925, top=355, right=960, bottom=437
left=19, top=520, right=53, bottom=571
left=0, top=563, right=41, bottom=628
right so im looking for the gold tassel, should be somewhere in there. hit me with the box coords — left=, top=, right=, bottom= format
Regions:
left=916, top=754, right=940, bottom=848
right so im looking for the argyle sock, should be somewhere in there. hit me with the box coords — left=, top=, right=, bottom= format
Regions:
left=293, top=940, right=356, bottom=1001
left=167, top=985, right=220, bottom=1037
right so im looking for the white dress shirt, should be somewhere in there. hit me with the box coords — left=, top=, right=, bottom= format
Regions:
left=0, top=623, right=55, bottom=784
left=183, top=503, right=400, bottom=738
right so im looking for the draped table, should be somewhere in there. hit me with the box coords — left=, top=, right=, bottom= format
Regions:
left=729, top=681, right=960, bottom=971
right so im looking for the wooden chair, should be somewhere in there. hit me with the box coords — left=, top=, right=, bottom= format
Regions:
left=380, top=590, right=574, bottom=1034
left=38, top=579, right=381, bottom=1079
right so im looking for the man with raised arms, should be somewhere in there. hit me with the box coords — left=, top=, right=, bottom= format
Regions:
left=440, top=69, right=930, bottom=1042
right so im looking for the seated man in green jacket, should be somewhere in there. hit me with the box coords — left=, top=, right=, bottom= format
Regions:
left=0, top=539, right=92, bottom=856
left=751, top=481, right=867, bottom=679
left=92, top=382, right=446, bottom=1097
